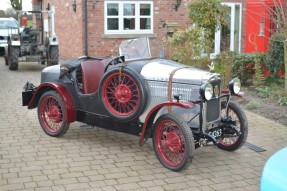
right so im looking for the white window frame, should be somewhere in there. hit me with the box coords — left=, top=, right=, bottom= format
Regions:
left=212, top=2, right=242, bottom=57
left=104, top=1, right=154, bottom=35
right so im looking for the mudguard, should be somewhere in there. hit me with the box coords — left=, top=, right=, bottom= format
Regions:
left=139, top=101, right=195, bottom=146
left=28, top=82, right=76, bottom=123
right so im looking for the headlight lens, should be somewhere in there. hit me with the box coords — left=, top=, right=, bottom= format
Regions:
left=200, top=83, right=213, bottom=101
left=229, top=78, right=241, bottom=95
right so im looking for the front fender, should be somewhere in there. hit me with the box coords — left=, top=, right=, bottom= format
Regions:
left=28, top=82, right=76, bottom=123
left=139, top=101, right=195, bottom=146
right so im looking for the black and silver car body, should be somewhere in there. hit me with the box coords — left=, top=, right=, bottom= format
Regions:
left=22, top=39, right=248, bottom=171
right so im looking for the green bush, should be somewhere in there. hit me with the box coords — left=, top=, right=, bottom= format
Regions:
left=213, top=51, right=235, bottom=86
left=255, top=86, right=271, bottom=98
left=278, top=97, right=287, bottom=106
left=246, top=101, right=261, bottom=109
left=231, top=53, right=266, bottom=84
left=266, top=32, right=285, bottom=77
left=167, top=0, right=228, bottom=64
left=214, top=52, right=266, bottom=85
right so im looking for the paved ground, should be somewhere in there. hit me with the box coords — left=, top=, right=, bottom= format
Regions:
left=0, top=57, right=286, bottom=191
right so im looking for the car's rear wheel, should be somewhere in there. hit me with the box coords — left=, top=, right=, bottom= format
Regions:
left=38, top=91, right=70, bottom=137
left=217, top=101, right=248, bottom=151
left=153, top=114, right=194, bottom=171
left=48, top=46, right=59, bottom=66
left=8, top=46, right=19, bottom=70
left=99, top=67, right=148, bottom=121
left=4, top=56, right=8, bottom=66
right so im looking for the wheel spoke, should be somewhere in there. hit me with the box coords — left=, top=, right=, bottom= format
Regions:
left=40, top=95, right=63, bottom=133
left=156, top=120, right=185, bottom=167
left=219, top=107, right=240, bottom=146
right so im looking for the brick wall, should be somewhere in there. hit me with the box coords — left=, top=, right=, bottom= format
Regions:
left=32, top=0, right=246, bottom=59
left=33, top=0, right=85, bottom=60
left=87, top=0, right=192, bottom=58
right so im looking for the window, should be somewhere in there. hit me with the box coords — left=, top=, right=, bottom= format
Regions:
left=211, top=3, right=242, bottom=57
left=105, top=1, right=153, bottom=34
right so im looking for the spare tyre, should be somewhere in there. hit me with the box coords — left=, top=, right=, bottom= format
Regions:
left=99, top=67, right=148, bottom=122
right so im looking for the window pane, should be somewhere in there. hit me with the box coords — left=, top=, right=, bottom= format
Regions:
left=234, top=5, right=240, bottom=52
left=107, top=3, right=118, bottom=16
left=140, top=4, right=151, bottom=16
left=108, top=18, right=119, bottom=30
left=124, top=4, right=135, bottom=16
left=140, top=18, right=151, bottom=29
left=220, top=7, right=231, bottom=52
left=124, top=18, right=135, bottom=30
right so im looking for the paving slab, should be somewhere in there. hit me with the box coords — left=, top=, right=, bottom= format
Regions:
left=0, top=58, right=286, bottom=191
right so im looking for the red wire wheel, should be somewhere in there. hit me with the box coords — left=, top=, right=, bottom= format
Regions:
left=99, top=67, right=148, bottom=121
left=217, top=101, right=248, bottom=151
left=38, top=91, right=70, bottom=137
left=153, top=114, right=194, bottom=171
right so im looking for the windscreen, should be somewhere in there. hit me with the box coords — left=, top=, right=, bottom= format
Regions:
left=0, top=19, right=18, bottom=29
left=119, top=37, right=151, bottom=60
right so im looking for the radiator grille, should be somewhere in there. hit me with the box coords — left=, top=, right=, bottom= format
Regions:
left=206, top=98, right=220, bottom=122
left=147, top=81, right=200, bottom=102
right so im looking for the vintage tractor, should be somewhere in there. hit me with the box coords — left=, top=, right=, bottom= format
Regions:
left=6, top=5, right=59, bottom=70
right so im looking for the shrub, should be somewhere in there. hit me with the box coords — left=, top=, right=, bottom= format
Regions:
left=167, top=0, right=228, bottom=64
left=255, top=86, right=271, bottom=98
left=278, top=97, right=287, bottom=106
left=266, top=32, right=285, bottom=77
left=214, top=52, right=266, bottom=85
left=213, top=51, right=235, bottom=86
left=246, top=101, right=261, bottom=109
left=231, top=53, right=266, bottom=84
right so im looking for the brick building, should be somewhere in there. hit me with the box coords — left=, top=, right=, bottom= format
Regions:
left=31, top=0, right=249, bottom=60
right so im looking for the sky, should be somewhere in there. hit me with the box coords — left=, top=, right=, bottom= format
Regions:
left=1, top=0, right=32, bottom=11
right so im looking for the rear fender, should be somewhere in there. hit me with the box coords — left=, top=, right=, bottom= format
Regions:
left=139, top=101, right=195, bottom=146
left=28, top=82, right=76, bottom=123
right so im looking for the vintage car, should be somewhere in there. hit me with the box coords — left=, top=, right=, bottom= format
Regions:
left=22, top=38, right=248, bottom=171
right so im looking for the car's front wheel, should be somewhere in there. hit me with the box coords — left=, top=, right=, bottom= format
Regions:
left=153, top=114, right=194, bottom=171
left=217, top=101, right=248, bottom=151
left=37, top=91, right=70, bottom=137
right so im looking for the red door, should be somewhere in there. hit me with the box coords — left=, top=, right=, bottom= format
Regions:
left=245, top=0, right=275, bottom=53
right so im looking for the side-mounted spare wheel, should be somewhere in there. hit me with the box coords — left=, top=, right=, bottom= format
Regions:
left=8, top=46, right=19, bottom=70
left=37, top=90, right=70, bottom=137
left=99, top=67, right=149, bottom=122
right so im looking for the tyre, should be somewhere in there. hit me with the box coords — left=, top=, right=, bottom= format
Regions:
left=217, top=101, right=248, bottom=151
left=99, top=67, right=148, bottom=121
left=4, top=56, right=8, bottom=66
left=153, top=114, right=194, bottom=171
left=48, top=46, right=59, bottom=66
left=37, top=91, right=70, bottom=137
left=8, top=46, right=19, bottom=70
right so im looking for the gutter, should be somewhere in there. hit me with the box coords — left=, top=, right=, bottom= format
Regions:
left=40, top=0, right=44, bottom=44
left=84, top=0, right=88, bottom=56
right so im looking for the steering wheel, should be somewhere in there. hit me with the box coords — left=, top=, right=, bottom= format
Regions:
left=104, top=56, right=125, bottom=72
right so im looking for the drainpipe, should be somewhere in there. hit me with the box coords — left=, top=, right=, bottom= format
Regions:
left=84, top=0, right=88, bottom=56
left=40, top=0, right=43, bottom=44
